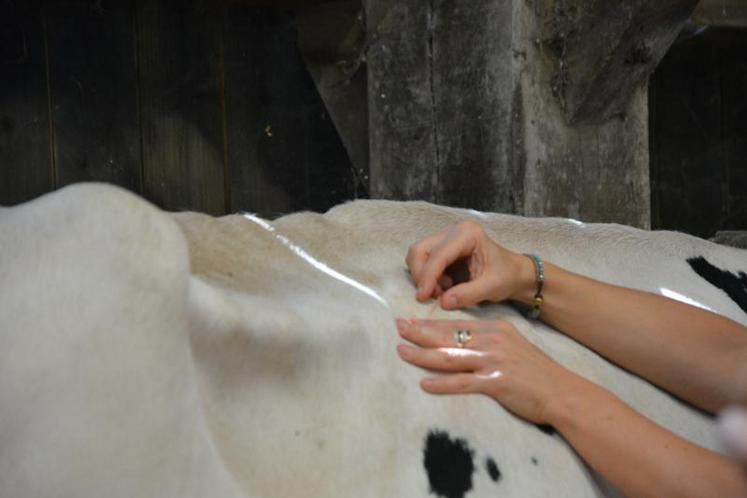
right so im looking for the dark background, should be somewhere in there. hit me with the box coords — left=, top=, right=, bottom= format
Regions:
left=0, top=0, right=359, bottom=219
left=650, top=27, right=747, bottom=238
left=1, top=0, right=746, bottom=237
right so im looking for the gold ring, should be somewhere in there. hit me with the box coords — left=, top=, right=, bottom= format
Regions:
left=453, top=329, right=472, bottom=348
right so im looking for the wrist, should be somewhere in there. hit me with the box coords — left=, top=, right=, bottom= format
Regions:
left=510, top=253, right=541, bottom=305
left=543, top=374, right=609, bottom=430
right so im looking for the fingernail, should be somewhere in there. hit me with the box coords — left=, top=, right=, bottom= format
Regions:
left=446, top=295, right=457, bottom=309
left=395, top=318, right=408, bottom=331
left=397, top=345, right=412, bottom=357
left=421, top=378, right=434, bottom=388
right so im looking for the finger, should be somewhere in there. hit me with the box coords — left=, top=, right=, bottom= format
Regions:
left=441, top=277, right=497, bottom=309
left=397, top=344, right=485, bottom=372
left=437, top=274, right=454, bottom=291
left=418, top=228, right=477, bottom=301
left=420, top=373, right=483, bottom=395
left=396, top=318, right=482, bottom=349
left=406, top=228, right=452, bottom=285
left=719, top=406, right=747, bottom=462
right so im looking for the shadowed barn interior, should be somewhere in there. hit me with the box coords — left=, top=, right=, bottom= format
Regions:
left=0, top=0, right=745, bottom=239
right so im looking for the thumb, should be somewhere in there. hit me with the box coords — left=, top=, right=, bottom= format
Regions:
left=719, top=405, right=747, bottom=464
left=440, top=278, right=497, bottom=309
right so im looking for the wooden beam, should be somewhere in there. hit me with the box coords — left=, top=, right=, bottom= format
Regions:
left=46, top=1, right=141, bottom=193
left=0, top=0, right=53, bottom=206
left=541, top=0, right=699, bottom=124
left=691, top=0, right=747, bottom=28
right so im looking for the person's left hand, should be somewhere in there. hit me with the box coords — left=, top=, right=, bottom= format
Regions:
left=396, top=318, right=584, bottom=425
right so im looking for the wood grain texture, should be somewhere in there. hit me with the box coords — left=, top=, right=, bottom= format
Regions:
left=544, top=0, right=700, bottom=124
left=431, top=0, right=517, bottom=213
left=649, top=29, right=747, bottom=237
left=0, top=0, right=53, bottom=205
left=223, top=5, right=357, bottom=218
left=46, top=0, right=141, bottom=191
left=519, top=0, right=651, bottom=228
left=137, top=0, right=226, bottom=215
left=223, top=7, right=303, bottom=217
left=722, top=30, right=747, bottom=228
left=294, top=0, right=370, bottom=189
left=692, top=0, right=747, bottom=28
left=365, top=0, right=438, bottom=201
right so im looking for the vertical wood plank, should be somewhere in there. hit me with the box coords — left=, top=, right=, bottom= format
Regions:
left=223, top=5, right=355, bottom=217
left=137, top=0, right=226, bottom=215
left=649, top=33, right=724, bottom=236
left=46, top=0, right=141, bottom=192
left=223, top=6, right=303, bottom=217
left=721, top=29, right=747, bottom=229
left=432, top=0, right=516, bottom=212
left=305, top=106, right=358, bottom=213
left=365, top=0, right=438, bottom=201
left=0, top=0, right=53, bottom=205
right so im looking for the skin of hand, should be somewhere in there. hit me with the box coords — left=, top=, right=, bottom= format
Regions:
left=403, top=221, right=747, bottom=496
left=405, top=221, right=532, bottom=309
left=407, top=220, right=747, bottom=413
left=395, top=317, right=583, bottom=424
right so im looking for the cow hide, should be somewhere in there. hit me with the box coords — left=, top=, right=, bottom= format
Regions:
left=1, top=183, right=746, bottom=498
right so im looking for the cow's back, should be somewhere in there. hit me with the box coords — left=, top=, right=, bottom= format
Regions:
left=175, top=199, right=747, bottom=498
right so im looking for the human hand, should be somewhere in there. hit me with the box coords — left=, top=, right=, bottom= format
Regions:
left=719, top=406, right=747, bottom=468
left=395, top=318, right=584, bottom=424
left=405, top=221, right=534, bottom=310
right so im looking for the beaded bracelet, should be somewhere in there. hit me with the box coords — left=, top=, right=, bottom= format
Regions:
left=524, top=254, right=544, bottom=319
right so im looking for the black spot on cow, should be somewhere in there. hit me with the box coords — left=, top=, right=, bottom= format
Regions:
left=423, top=429, right=475, bottom=498
left=535, top=423, right=556, bottom=436
left=687, top=256, right=747, bottom=314
left=485, top=457, right=502, bottom=482
left=531, top=457, right=539, bottom=466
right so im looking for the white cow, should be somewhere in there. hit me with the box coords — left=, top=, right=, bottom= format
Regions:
left=1, top=183, right=745, bottom=498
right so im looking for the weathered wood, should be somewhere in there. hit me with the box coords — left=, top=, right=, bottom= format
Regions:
left=365, top=0, right=438, bottom=201
left=650, top=35, right=723, bottom=237
left=362, top=1, right=655, bottom=226
left=224, top=6, right=355, bottom=217
left=365, top=0, right=518, bottom=211
left=46, top=0, right=141, bottom=192
left=712, top=231, right=747, bottom=249
left=520, top=1, right=651, bottom=227
left=650, top=29, right=747, bottom=237
left=430, top=0, right=517, bottom=212
left=305, top=104, right=360, bottom=212
left=692, top=0, right=747, bottom=28
left=722, top=30, right=747, bottom=230
left=0, top=0, right=53, bottom=205
left=223, top=6, right=300, bottom=217
left=295, top=0, right=369, bottom=192
left=137, top=0, right=226, bottom=215
left=542, top=0, right=700, bottom=124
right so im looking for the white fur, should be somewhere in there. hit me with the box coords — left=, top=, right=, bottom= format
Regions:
left=2, top=184, right=746, bottom=497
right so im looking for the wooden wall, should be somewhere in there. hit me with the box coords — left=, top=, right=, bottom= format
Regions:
left=650, top=28, right=747, bottom=237
left=0, top=0, right=359, bottom=218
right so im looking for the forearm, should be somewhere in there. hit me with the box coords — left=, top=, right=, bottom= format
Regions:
left=547, top=378, right=747, bottom=498
left=513, top=259, right=747, bottom=412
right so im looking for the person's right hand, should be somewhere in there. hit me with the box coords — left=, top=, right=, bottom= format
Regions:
left=406, top=220, right=534, bottom=310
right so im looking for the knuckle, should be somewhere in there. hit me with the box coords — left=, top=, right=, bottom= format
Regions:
left=406, top=243, right=422, bottom=261
left=459, top=220, right=483, bottom=235
left=454, top=377, right=471, bottom=391
left=457, top=220, right=476, bottom=233
left=494, top=320, right=515, bottom=334
left=485, top=331, right=503, bottom=346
